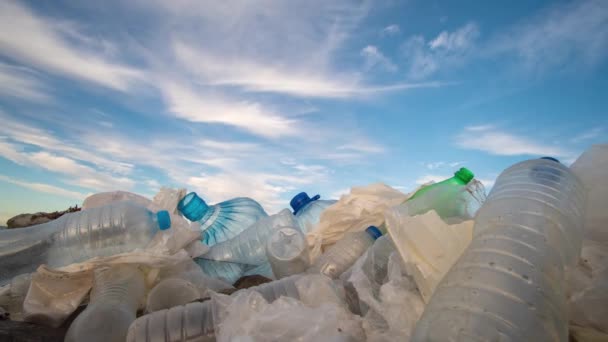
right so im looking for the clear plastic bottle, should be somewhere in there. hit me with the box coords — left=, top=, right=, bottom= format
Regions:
left=243, top=262, right=275, bottom=279
left=194, top=258, right=246, bottom=284
left=290, top=192, right=337, bottom=233
left=177, top=192, right=267, bottom=246
left=146, top=278, right=201, bottom=313
left=406, top=167, right=478, bottom=220
left=411, top=157, right=586, bottom=342
left=308, top=226, right=382, bottom=279
left=360, top=234, right=395, bottom=285
left=126, top=275, right=301, bottom=342
left=65, top=265, right=145, bottom=342
left=0, top=202, right=171, bottom=285
left=202, top=209, right=296, bottom=265
left=267, top=227, right=311, bottom=278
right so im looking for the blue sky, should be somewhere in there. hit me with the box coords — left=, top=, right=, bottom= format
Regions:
left=0, top=0, right=607, bottom=224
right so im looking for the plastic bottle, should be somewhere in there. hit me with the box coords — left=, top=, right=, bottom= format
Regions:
left=243, top=262, right=275, bottom=279
left=360, top=235, right=396, bottom=285
left=202, top=209, right=296, bottom=265
left=290, top=192, right=337, bottom=233
left=267, top=227, right=311, bottom=278
left=406, top=167, right=476, bottom=220
left=308, top=226, right=382, bottom=279
left=411, top=157, right=586, bottom=342
left=146, top=278, right=201, bottom=313
left=126, top=275, right=301, bottom=342
left=195, top=258, right=246, bottom=284
left=0, top=202, right=171, bottom=285
left=178, top=192, right=267, bottom=246
left=65, top=265, right=145, bottom=342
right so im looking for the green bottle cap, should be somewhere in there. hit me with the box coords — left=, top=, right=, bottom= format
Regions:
left=454, top=167, right=474, bottom=184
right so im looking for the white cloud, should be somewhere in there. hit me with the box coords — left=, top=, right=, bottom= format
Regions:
left=489, top=0, right=608, bottom=72
left=361, top=45, right=397, bottom=72
left=0, top=63, right=50, bottom=102
left=0, top=174, right=86, bottom=200
left=402, top=22, right=479, bottom=79
left=456, top=125, right=569, bottom=157
left=382, top=24, right=400, bottom=36
left=337, top=142, right=385, bottom=154
left=570, top=127, right=604, bottom=143
left=160, top=81, right=297, bottom=138
left=0, top=1, right=143, bottom=91
left=429, top=23, right=479, bottom=51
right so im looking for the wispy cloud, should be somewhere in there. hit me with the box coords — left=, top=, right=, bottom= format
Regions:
left=456, top=125, right=569, bottom=157
left=570, top=127, right=604, bottom=143
left=424, top=161, right=462, bottom=170
left=361, top=45, right=397, bottom=72
left=402, top=22, right=479, bottom=79
left=415, top=174, right=450, bottom=185
left=382, top=24, right=400, bottom=36
left=160, top=81, right=297, bottom=138
left=0, top=1, right=144, bottom=91
left=0, top=63, right=50, bottom=102
left=489, top=0, right=608, bottom=72
left=0, top=174, right=86, bottom=199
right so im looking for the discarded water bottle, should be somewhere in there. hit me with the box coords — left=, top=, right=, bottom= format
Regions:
left=360, top=235, right=395, bottom=285
left=146, top=278, right=201, bottom=313
left=178, top=192, right=267, bottom=246
left=243, top=262, right=275, bottom=279
left=290, top=192, right=337, bottom=233
left=66, top=265, right=145, bottom=342
left=406, top=167, right=476, bottom=220
left=411, top=157, right=586, bottom=341
left=195, top=258, right=246, bottom=284
left=0, top=202, right=170, bottom=285
left=267, top=227, right=311, bottom=278
left=309, top=226, right=382, bottom=279
left=127, top=275, right=301, bottom=342
left=202, top=209, right=296, bottom=265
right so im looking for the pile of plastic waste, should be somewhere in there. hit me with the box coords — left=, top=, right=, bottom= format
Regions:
left=1, top=145, right=607, bottom=342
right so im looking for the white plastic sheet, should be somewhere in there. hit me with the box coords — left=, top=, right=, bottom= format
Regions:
left=385, top=208, right=474, bottom=303
left=307, top=183, right=411, bottom=261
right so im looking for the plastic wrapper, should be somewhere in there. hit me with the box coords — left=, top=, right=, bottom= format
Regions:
left=385, top=208, right=474, bottom=303
left=82, top=191, right=152, bottom=210
left=307, top=183, right=411, bottom=261
left=212, top=274, right=363, bottom=342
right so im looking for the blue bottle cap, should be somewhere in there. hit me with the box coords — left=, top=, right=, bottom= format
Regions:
left=540, top=156, right=561, bottom=163
left=178, top=192, right=209, bottom=221
left=290, top=192, right=321, bottom=215
left=365, top=226, right=382, bottom=240
left=156, top=210, right=171, bottom=230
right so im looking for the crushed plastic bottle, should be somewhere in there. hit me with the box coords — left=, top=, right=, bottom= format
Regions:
left=411, top=157, right=586, bottom=341
left=0, top=202, right=171, bottom=285
left=65, top=265, right=145, bottom=342
left=243, top=262, right=275, bottom=279
left=309, top=226, right=382, bottom=279
left=146, top=278, right=201, bottom=313
left=202, top=209, right=296, bottom=265
left=290, top=192, right=337, bottom=233
left=406, top=167, right=476, bottom=220
left=126, top=275, right=302, bottom=342
left=178, top=192, right=267, bottom=246
left=267, top=227, right=311, bottom=278
left=195, top=258, right=246, bottom=284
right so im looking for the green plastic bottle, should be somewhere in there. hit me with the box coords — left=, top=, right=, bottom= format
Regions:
left=406, top=167, right=475, bottom=219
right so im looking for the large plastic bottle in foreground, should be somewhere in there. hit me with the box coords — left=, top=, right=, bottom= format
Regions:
left=308, top=226, right=382, bottom=279
left=65, top=265, right=145, bottom=342
left=127, top=275, right=302, bottom=342
left=290, top=192, right=337, bottom=233
left=202, top=209, right=296, bottom=265
left=406, top=167, right=477, bottom=220
left=178, top=192, right=267, bottom=246
left=411, top=157, right=586, bottom=342
left=0, top=202, right=171, bottom=285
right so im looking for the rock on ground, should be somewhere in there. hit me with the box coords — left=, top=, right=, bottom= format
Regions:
left=6, top=206, right=80, bottom=229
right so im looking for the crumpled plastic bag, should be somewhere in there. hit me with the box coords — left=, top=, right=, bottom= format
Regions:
left=344, top=241, right=425, bottom=341
left=385, top=207, right=474, bottom=303
left=307, top=183, right=411, bottom=260
left=15, top=187, right=204, bottom=327
left=211, top=275, right=364, bottom=342
left=568, top=144, right=608, bottom=333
